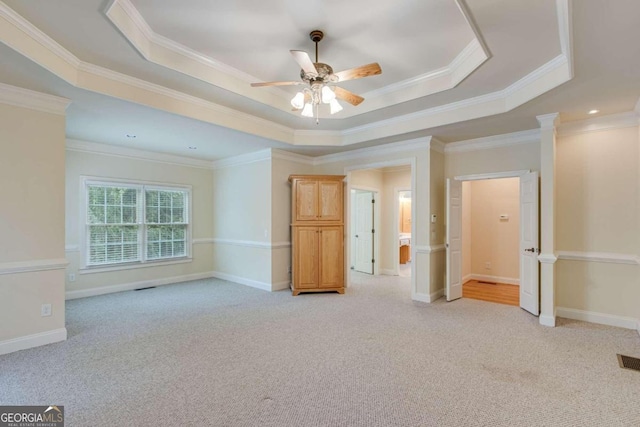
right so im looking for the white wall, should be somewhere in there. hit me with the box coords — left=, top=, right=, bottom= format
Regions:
left=0, top=103, right=67, bottom=352
left=65, top=146, right=214, bottom=298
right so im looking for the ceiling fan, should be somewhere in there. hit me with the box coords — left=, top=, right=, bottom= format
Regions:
left=251, top=30, right=382, bottom=122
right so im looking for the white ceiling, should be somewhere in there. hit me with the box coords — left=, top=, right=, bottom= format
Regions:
left=0, top=0, right=639, bottom=160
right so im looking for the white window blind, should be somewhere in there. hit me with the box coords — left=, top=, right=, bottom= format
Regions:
left=85, top=181, right=189, bottom=268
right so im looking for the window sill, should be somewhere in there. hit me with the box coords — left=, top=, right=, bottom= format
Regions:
left=79, top=257, right=192, bottom=275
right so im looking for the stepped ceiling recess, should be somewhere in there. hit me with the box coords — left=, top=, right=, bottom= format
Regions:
left=1, top=0, right=639, bottom=160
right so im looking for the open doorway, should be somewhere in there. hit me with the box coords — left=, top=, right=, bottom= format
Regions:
left=346, top=161, right=415, bottom=295
left=446, top=170, right=539, bottom=316
left=460, top=178, right=520, bottom=306
left=397, top=189, right=412, bottom=278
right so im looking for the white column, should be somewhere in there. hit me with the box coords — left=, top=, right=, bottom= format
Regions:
left=537, top=113, right=559, bottom=327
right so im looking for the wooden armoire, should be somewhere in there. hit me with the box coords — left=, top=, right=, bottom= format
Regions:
left=288, top=175, right=345, bottom=296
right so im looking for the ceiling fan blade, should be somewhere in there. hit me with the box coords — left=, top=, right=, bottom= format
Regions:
left=250, top=81, right=304, bottom=87
left=334, top=86, right=364, bottom=106
left=290, top=50, right=318, bottom=74
left=334, top=63, right=382, bottom=82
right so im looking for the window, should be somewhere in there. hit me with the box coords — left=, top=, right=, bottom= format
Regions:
left=84, top=179, right=190, bottom=268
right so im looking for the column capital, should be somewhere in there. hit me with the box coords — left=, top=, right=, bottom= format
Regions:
left=536, top=112, right=560, bottom=131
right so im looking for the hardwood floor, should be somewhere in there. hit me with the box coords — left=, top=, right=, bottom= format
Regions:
left=463, top=279, right=519, bottom=306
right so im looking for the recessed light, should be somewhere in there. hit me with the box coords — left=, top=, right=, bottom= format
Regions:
left=188, top=146, right=197, bottom=150
left=126, top=134, right=137, bottom=138
left=588, top=109, right=599, bottom=115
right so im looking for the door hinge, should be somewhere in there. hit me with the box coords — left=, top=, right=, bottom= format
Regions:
left=371, top=229, right=375, bottom=234
left=371, top=199, right=375, bottom=203
left=372, top=259, right=375, bottom=264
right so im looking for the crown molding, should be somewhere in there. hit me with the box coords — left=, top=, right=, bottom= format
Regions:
left=211, top=149, right=272, bottom=170
left=445, top=129, right=540, bottom=153
left=66, top=139, right=213, bottom=169
left=557, top=111, right=639, bottom=137
left=270, top=149, right=314, bottom=165
left=557, top=0, right=574, bottom=77
left=314, top=137, right=431, bottom=165
left=0, top=82, right=71, bottom=115
left=430, top=138, right=446, bottom=154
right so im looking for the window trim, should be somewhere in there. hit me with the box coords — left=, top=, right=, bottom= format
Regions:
left=79, top=176, right=193, bottom=272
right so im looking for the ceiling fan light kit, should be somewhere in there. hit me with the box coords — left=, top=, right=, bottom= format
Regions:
left=251, top=30, right=382, bottom=124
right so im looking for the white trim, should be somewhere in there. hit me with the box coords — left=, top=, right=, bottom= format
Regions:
left=556, top=307, right=638, bottom=330
left=66, top=271, right=215, bottom=300
left=557, top=251, right=639, bottom=265
left=413, top=245, right=431, bottom=254
left=272, top=281, right=291, bottom=292
left=536, top=113, right=560, bottom=131
left=469, top=274, right=519, bottom=286
left=430, top=244, right=446, bottom=253
left=211, top=238, right=290, bottom=249
left=538, top=253, right=558, bottom=264
left=413, top=289, right=444, bottom=303
left=430, top=138, right=446, bottom=154
left=0, top=328, right=67, bottom=356
left=65, top=245, right=80, bottom=252
left=318, top=138, right=430, bottom=165
left=380, top=269, right=396, bottom=276
left=66, top=139, right=213, bottom=169
left=454, top=170, right=530, bottom=182
left=539, top=314, right=556, bottom=327
left=0, top=82, right=71, bottom=115
left=271, top=149, right=315, bottom=165
left=462, top=274, right=472, bottom=284
left=211, top=271, right=272, bottom=292
left=557, top=111, right=640, bottom=137
left=79, top=258, right=193, bottom=275
left=192, top=238, right=215, bottom=245
left=0, top=259, right=69, bottom=276
left=445, top=129, right=540, bottom=153
left=636, top=319, right=640, bottom=338
left=211, top=149, right=271, bottom=170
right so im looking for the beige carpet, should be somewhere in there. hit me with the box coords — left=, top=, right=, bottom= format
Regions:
left=1, top=272, right=639, bottom=426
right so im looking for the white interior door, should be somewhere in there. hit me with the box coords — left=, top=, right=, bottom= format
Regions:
left=446, top=179, right=463, bottom=301
left=519, top=172, right=539, bottom=315
left=354, top=191, right=374, bottom=274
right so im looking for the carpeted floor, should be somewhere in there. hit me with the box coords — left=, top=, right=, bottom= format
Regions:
left=1, top=273, right=639, bottom=426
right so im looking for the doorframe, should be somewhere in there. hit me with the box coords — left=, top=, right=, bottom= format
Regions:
left=350, top=186, right=380, bottom=275
left=345, top=158, right=416, bottom=298
left=393, top=186, right=411, bottom=276
left=449, top=169, right=534, bottom=304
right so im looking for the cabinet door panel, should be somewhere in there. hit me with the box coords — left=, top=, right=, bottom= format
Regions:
left=318, top=181, right=342, bottom=221
left=319, top=226, right=344, bottom=288
left=294, top=227, right=318, bottom=288
left=296, top=180, right=318, bottom=221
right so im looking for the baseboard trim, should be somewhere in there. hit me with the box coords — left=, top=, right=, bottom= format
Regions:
left=470, top=274, right=519, bottom=286
left=0, top=328, right=67, bottom=356
left=65, top=271, right=215, bottom=300
left=556, top=307, right=638, bottom=330
left=636, top=319, right=640, bottom=338
left=380, top=269, right=396, bottom=276
left=539, top=314, right=556, bottom=327
left=413, top=289, right=444, bottom=303
left=462, top=274, right=472, bottom=284
left=210, top=271, right=272, bottom=292
left=272, top=280, right=291, bottom=291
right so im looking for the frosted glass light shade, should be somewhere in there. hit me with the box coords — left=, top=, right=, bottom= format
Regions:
left=301, top=103, right=314, bottom=117
left=291, top=92, right=305, bottom=109
left=321, top=86, right=336, bottom=104
left=329, top=99, right=343, bottom=114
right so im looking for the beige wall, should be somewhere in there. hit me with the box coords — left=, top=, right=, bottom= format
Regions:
left=0, top=103, right=66, bottom=346
left=469, top=178, right=520, bottom=282
left=381, top=167, right=411, bottom=273
left=430, top=149, right=446, bottom=293
left=445, top=142, right=541, bottom=178
left=556, top=127, right=640, bottom=320
left=65, top=148, right=214, bottom=295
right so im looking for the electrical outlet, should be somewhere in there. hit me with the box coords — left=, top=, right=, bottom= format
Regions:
left=68, top=273, right=76, bottom=282
left=485, top=262, right=491, bottom=270
left=41, top=304, right=52, bottom=317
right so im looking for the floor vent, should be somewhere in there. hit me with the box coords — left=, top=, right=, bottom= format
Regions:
left=134, top=286, right=156, bottom=291
left=617, top=354, right=640, bottom=372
